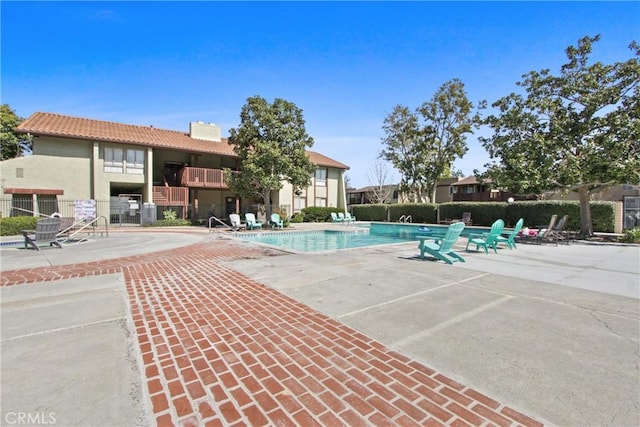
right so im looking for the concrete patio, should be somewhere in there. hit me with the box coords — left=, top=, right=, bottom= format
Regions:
left=1, top=224, right=638, bottom=426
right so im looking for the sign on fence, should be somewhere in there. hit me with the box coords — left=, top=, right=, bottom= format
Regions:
left=75, top=199, right=96, bottom=220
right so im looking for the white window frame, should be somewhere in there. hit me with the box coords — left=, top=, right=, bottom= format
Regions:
left=315, top=168, right=327, bottom=187
left=126, top=149, right=145, bottom=175
left=293, top=195, right=307, bottom=212
left=104, top=147, right=124, bottom=173
left=315, top=197, right=327, bottom=207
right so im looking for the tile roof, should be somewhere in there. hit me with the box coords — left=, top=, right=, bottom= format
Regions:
left=450, top=175, right=492, bottom=186
left=16, top=112, right=349, bottom=169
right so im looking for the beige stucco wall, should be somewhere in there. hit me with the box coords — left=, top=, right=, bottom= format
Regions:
left=1, top=152, right=92, bottom=200
left=274, top=167, right=345, bottom=215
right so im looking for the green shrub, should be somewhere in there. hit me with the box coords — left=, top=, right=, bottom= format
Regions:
left=388, top=203, right=438, bottom=224
left=352, top=204, right=388, bottom=221
left=0, top=216, right=40, bottom=236
left=145, top=219, right=191, bottom=227
left=300, top=206, right=341, bottom=222
left=505, top=200, right=614, bottom=232
left=290, top=211, right=305, bottom=223
left=620, top=227, right=640, bottom=243
left=439, top=202, right=507, bottom=227
left=162, top=210, right=178, bottom=220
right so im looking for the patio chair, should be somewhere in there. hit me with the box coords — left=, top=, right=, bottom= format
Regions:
left=460, top=212, right=472, bottom=225
left=416, top=221, right=466, bottom=264
left=535, top=214, right=558, bottom=245
left=244, top=213, right=263, bottom=230
left=545, top=214, right=569, bottom=245
left=496, top=218, right=524, bottom=249
left=229, top=213, right=246, bottom=231
left=344, top=212, right=356, bottom=223
left=270, top=213, right=284, bottom=229
left=22, top=217, right=63, bottom=251
left=465, top=219, right=505, bottom=254
left=443, top=211, right=472, bottom=225
left=330, top=212, right=343, bottom=223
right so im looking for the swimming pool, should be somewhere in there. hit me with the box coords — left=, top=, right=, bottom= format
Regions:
left=237, top=222, right=488, bottom=252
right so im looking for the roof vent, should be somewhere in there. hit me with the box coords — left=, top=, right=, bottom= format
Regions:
left=189, top=121, right=221, bottom=142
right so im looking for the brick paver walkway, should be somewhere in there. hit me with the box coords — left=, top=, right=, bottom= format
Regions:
left=2, top=239, right=543, bottom=426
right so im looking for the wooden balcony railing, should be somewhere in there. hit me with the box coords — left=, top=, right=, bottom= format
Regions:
left=153, top=186, right=189, bottom=206
left=179, top=167, right=228, bottom=188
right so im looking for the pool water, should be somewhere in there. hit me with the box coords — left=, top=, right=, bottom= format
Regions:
left=237, top=222, right=487, bottom=252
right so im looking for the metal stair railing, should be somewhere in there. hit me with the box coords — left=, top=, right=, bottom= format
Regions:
left=61, top=216, right=109, bottom=243
left=398, top=215, right=412, bottom=223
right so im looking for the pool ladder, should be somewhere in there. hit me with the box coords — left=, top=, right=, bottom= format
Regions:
left=398, top=215, right=412, bottom=223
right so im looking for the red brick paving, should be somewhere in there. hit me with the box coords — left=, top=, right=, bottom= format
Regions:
left=2, top=239, right=544, bottom=426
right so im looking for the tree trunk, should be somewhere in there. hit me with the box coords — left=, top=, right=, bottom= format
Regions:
left=578, top=186, right=593, bottom=237
left=263, top=190, right=272, bottom=221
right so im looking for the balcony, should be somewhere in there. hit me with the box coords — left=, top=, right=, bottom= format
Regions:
left=179, top=167, right=228, bottom=189
left=153, top=186, right=188, bottom=206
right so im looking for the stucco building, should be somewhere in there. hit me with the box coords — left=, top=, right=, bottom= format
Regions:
left=1, top=112, right=349, bottom=224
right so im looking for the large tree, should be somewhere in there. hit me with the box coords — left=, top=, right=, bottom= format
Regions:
left=381, top=79, right=475, bottom=202
left=226, top=96, right=316, bottom=219
left=478, top=35, right=640, bottom=236
left=380, top=104, right=425, bottom=202
left=1, top=104, right=32, bottom=160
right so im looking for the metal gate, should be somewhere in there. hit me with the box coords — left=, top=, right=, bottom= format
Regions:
left=110, top=194, right=142, bottom=226
left=623, top=196, right=640, bottom=230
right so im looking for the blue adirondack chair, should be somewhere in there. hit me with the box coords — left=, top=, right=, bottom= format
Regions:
left=496, top=218, right=524, bottom=249
left=270, top=213, right=284, bottom=229
left=465, top=219, right=505, bottom=254
left=245, top=213, right=263, bottom=230
left=416, top=221, right=466, bottom=264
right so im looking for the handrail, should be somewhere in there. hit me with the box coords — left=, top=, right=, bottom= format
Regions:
left=10, top=207, right=49, bottom=217
left=398, top=215, right=412, bottom=223
left=62, top=216, right=109, bottom=242
left=209, top=215, right=235, bottom=233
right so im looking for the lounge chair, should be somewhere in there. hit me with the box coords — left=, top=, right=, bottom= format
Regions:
left=270, top=213, right=284, bottom=229
left=245, top=213, right=263, bottom=230
left=337, top=212, right=346, bottom=222
left=344, top=212, right=356, bottom=223
left=22, top=217, right=63, bottom=250
left=330, top=212, right=343, bottom=223
left=545, top=214, right=569, bottom=245
left=535, top=214, right=558, bottom=245
left=460, top=212, right=472, bottom=225
left=416, top=221, right=466, bottom=264
left=441, top=212, right=472, bottom=225
left=496, top=218, right=524, bottom=249
left=229, top=213, right=246, bottom=231
left=465, top=219, right=505, bottom=254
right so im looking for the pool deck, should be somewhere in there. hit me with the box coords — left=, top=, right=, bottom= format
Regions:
left=1, top=223, right=638, bottom=426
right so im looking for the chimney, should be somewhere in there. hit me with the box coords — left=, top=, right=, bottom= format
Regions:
left=189, top=121, right=222, bottom=142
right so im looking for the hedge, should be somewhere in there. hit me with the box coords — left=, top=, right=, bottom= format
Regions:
left=351, top=201, right=616, bottom=232
left=0, top=216, right=39, bottom=236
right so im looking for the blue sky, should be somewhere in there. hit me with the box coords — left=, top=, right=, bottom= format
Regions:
left=2, top=1, right=639, bottom=188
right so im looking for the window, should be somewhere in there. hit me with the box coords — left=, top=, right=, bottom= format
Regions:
left=293, top=195, right=307, bottom=212
left=315, top=197, right=327, bottom=207
left=10, top=194, right=33, bottom=217
left=105, top=148, right=145, bottom=174
left=315, top=169, right=327, bottom=186
left=104, top=148, right=124, bottom=173
left=126, top=149, right=145, bottom=174
left=37, top=195, right=59, bottom=216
